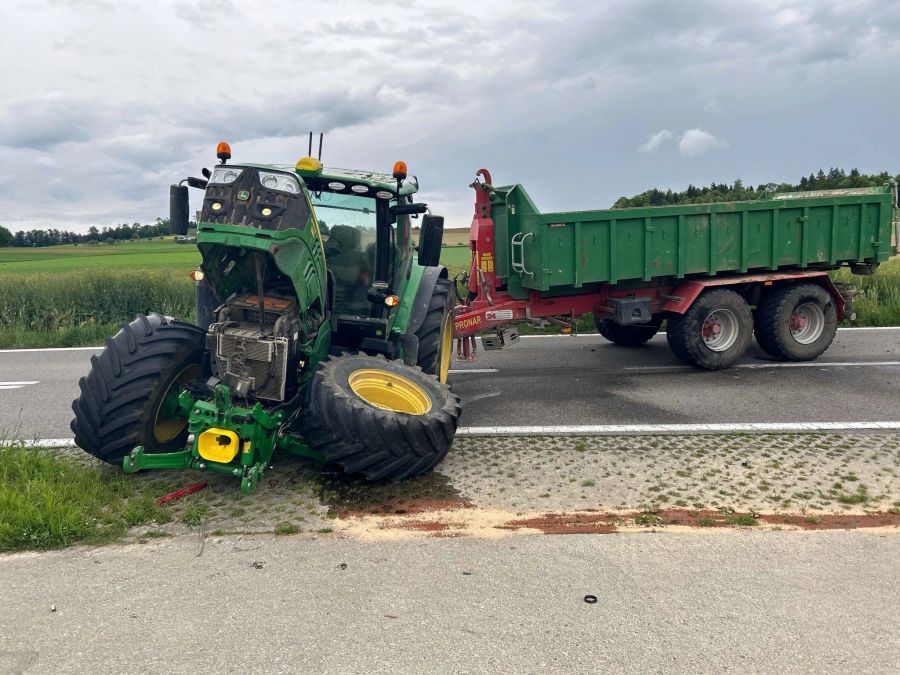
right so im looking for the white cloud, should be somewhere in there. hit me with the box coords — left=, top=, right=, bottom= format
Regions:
left=678, top=128, right=729, bottom=157
left=638, top=129, right=674, bottom=153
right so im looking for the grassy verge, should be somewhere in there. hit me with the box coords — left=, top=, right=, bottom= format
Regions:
left=0, top=445, right=171, bottom=551
left=831, top=257, right=900, bottom=326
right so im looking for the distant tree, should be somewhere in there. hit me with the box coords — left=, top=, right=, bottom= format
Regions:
left=613, top=169, right=900, bottom=209
left=0, top=226, right=12, bottom=247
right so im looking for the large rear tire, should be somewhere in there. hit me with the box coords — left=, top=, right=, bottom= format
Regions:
left=413, top=278, right=454, bottom=383
left=754, top=283, right=837, bottom=361
left=666, top=289, right=752, bottom=370
left=595, top=317, right=662, bottom=346
left=300, top=354, right=461, bottom=481
left=70, top=313, right=206, bottom=465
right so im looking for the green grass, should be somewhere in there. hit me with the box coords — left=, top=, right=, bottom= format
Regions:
left=0, top=445, right=167, bottom=550
left=831, top=257, right=900, bottom=326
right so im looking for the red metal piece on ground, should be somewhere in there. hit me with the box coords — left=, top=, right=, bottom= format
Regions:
left=157, top=481, right=207, bottom=505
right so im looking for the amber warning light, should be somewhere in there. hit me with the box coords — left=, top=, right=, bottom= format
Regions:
left=217, top=141, right=231, bottom=163
left=392, top=161, right=407, bottom=181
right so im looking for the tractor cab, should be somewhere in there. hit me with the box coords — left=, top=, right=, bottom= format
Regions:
left=296, top=159, right=422, bottom=352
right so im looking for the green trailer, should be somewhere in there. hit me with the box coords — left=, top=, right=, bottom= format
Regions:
left=455, top=170, right=898, bottom=369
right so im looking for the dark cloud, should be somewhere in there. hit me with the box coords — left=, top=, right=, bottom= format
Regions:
left=2, top=0, right=898, bottom=231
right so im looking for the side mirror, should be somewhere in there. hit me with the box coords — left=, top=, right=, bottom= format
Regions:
left=391, top=202, right=428, bottom=217
left=417, top=214, right=444, bottom=267
left=186, top=176, right=208, bottom=189
left=170, top=184, right=190, bottom=236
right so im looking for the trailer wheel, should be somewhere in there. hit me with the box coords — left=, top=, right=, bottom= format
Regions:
left=414, top=278, right=454, bottom=382
left=70, top=313, right=207, bottom=464
left=754, top=283, right=837, bottom=361
left=595, top=317, right=662, bottom=346
left=666, top=289, right=752, bottom=370
left=300, top=354, right=462, bottom=481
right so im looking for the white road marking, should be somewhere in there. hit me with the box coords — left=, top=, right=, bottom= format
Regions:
left=0, top=381, right=39, bottom=390
left=8, top=439, right=79, bottom=448
left=448, top=368, right=499, bottom=374
left=622, top=361, right=900, bottom=372
left=457, top=421, right=900, bottom=436
left=8, top=420, right=900, bottom=448
left=508, top=326, right=900, bottom=340
left=0, top=346, right=101, bottom=353
left=0, top=326, right=896, bottom=354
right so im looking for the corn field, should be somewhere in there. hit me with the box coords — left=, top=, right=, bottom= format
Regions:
left=0, top=261, right=897, bottom=348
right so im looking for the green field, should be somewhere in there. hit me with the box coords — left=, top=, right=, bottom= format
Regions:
left=0, top=238, right=896, bottom=348
left=0, top=238, right=201, bottom=274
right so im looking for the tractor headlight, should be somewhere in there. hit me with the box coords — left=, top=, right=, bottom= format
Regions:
left=209, top=166, right=244, bottom=185
left=259, top=171, right=300, bottom=195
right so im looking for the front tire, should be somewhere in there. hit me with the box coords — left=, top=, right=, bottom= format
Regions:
left=70, top=313, right=206, bottom=464
left=595, top=317, right=662, bottom=346
left=413, top=278, right=454, bottom=382
left=300, top=354, right=461, bottom=481
left=754, top=283, right=837, bottom=361
left=666, top=289, right=753, bottom=370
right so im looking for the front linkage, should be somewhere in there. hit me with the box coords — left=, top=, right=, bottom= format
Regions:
left=123, top=383, right=321, bottom=493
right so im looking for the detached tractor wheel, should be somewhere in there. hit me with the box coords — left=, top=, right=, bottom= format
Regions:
left=754, top=283, right=837, bottom=361
left=413, top=278, right=455, bottom=383
left=71, top=313, right=206, bottom=465
left=595, top=317, right=662, bottom=346
left=300, top=354, right=462, bottom=481
left=666, top=289, right=752, bottom=370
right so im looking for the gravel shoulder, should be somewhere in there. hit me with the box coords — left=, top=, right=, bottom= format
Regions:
left=50, top=431, right=900, bottom=542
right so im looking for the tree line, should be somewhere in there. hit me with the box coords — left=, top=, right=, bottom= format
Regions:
left=613, top=168, right=899, bottom=208
left=0, top=218, right=175, bottom=248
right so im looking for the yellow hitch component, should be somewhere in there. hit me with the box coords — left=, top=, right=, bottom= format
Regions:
left=198, top=428, right=240, bottom=463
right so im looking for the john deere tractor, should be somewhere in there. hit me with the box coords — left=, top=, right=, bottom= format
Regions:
left=70, top=142, right=460, bottom=492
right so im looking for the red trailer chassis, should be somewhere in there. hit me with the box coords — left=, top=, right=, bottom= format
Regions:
left=453, top=169, right=846, bottom=359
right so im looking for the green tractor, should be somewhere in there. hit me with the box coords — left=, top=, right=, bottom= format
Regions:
left=70, top=142, right=461, bottom=492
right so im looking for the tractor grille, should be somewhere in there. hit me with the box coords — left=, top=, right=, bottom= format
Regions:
left=216, top=328, right=289, bottom=401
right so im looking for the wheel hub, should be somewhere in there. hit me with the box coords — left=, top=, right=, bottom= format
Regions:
left=348, top=369, right=433, bottom=415
left=789, top=302, right=825, bottom=344
left=701, top=309, right=739, bottom=352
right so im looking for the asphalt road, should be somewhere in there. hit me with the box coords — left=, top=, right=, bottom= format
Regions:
left=1, top=530, right=897, bottom=674
left=1, top=328, right=897, bottom=440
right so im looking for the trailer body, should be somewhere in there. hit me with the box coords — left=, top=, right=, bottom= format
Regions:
left=488, top=182, right=894, bottom=297
left=455, top=170, right=898, bottom=369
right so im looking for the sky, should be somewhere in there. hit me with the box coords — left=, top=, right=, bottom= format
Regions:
left=1, top=0, right=899, bottom=233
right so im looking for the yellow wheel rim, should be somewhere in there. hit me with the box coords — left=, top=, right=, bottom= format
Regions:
left=153, top=364, right=198, bottom=443
left=348, top=369, right=433, bottom=415
left=437, top=310, right=453, bottom=384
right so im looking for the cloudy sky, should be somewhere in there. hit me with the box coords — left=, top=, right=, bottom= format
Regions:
left=1, top=0, right=899, bottom=232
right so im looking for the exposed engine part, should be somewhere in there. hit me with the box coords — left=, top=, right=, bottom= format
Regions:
left=208, top=293, right=299, bottom=401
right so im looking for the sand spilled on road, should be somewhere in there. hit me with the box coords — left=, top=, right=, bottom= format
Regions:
left=334, top=505, right=900, bottom=541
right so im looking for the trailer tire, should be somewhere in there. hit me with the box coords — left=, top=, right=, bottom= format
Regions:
left=70, top=313, right=207, bottom=464
left=754, top=283, right=837, bottom=361
left=595, top=318, right=662, bottom=346
left=414, top=278, right=454, bottom=382
left=300, top=354, right=462, bottom=481
left=666, top=289, right=752, bottom=370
